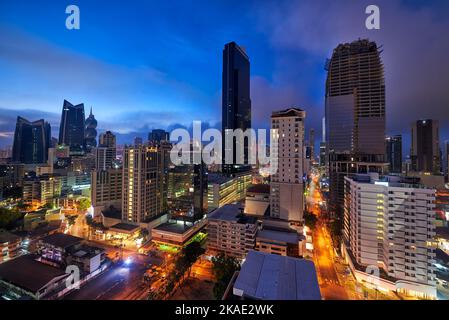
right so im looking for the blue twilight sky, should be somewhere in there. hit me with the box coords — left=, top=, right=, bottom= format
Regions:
left=0, top=0, right=449, bottom=156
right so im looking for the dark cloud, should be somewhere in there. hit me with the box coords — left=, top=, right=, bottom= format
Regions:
left=252, top=0, right=449, bottom=149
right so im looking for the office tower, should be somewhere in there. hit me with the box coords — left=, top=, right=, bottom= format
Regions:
left=222, top=41, right=251, bottom=175
left=207, top=172, right=252, bottom=211
left=122, top=145, right=166, bottom=224
left=386, top=135, right=402, bottom=174
left=12, top=117, right=51, bottom=164
left=84, top=107, right=97, bottom=152
left=99, top=131, right=116, bottom=148
left=91, top=168, right=122, bottom=217
left=343, top=174, right=437, bottom=299
left=325, top=39, right=388, bottom=218
left=148, top=129, right=169, bottom=144
left=411, top=120, right=441, bottom=174
left=270, top=108, right=305, bottom=224
left=207, top=204, right=257, bottom=260
left=58, top=100, right=86, bottom=155
left=133, top=137, right=143, bottom=147
left=309, top=128, right=315, bottom=163
left=167, top=163, right=207, bottom=219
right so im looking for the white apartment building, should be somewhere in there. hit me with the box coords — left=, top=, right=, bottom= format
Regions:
left=343, top=174, right=437, bottom=298
left=270, top=108, right=305, bottom=224
left=207, top=204, right=258, bottom=260
left=91, top=168, right=122, bottom=217
left=122, top=146, right=165, bottom=224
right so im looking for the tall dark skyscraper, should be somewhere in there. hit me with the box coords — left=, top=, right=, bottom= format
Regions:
left=58, top=100, right=86, bottom=155
left=221, top=41, right=251, bottom=175
left=325, top=39, right=388, bottom=218
left=85, top=107, right=98, bottom=152
left=148, top=129, right=169, bottom=144
left=12, top=117, right=51, bottom=164
left=386, top=135, right=402, bottom=174
left=411, top=119, right=441, bottom=174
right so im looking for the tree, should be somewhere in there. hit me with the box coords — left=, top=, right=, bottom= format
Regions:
left=138, top=228, right=149, bottom=241
left=211, top=253, right=240, bottom=300
left=77, top=198, right=91, bottom=212
left=304, top=210, right=318, bottom=230
left=0, top=207, right=23, bottom=230
left=65, top=214, right=78, bottom=228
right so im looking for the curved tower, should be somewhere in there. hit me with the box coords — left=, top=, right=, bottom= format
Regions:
left=85, top=107, right=98, bottom=152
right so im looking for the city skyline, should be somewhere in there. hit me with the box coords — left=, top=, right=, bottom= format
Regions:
left=1, top=0, right=449, bottom=156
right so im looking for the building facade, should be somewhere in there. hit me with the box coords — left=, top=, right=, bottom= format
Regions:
left=207, top=204, right=257, bottom=260
left=343, top=174, right=437, bottom=298
left=270, top=108, right=305, bottom=224
left=325, top=39, right=387, bottom=218
left=121, top=145, right=167, bottom=224
left=411, top=120, right=441, bottom=174
left=386, top=135, right=402, bottom=174
left=207, top=172, right=252, bottom=211
left=84, top=107, right=97, bottom=152
left=58, top=100, right=86, bottom=155
left=91, top=168, right=122, bottom=217
left=12, top=117, right=51, bottom=164
left=222, top=42, right=251, bottom=175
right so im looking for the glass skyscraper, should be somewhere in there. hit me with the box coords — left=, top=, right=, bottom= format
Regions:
left=221, top=42, right=251, bottom=175
left=58, top=99, right=86, bottom=155
left=12, top=116, right=51, bottom=164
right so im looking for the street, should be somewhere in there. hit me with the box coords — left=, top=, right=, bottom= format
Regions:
left=307, top=171, right=349, bottom=300
left=65, top=252, right=163, bottom=300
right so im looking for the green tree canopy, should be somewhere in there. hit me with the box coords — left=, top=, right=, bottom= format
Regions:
left=77, top=198, right=91, bottom=212
left=211, top=253, right=240, bottom=300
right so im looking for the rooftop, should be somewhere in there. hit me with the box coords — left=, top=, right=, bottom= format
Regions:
left=0, top=255, right=68, bottom=294
left=68, top=244, right=105, bottom=259
left=247, top=184, right=270, bottom=194
left=109, top=222, right=140, bottom=232
left=154, top=221, right=193, bottom=235
left=256, top=229, right=303, bottom=244
left=40, top=233, right=83, bottom=249
left=271, top=108, right=305, bottom=119
left=233, top=251, right=321, bottom=300
left=208, top=204, right=257, bottom=224
left=207, top=173, right=233, bottom=185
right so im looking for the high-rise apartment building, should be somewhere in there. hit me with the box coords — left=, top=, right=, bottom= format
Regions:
left=270, top=108, right=305, bottom=224
left=222, top=42, right=251, bottom=175
left=325, top=39, right=388, bottom=217
left=58, top=100, right=86, bottom=155
left=12, top=117, right=51, bottom=164
left=411, top=120, right=441, bottom=174
left=386, top=135, right=402, bottom=174
left=343, top=174, right=437, bottom=299
left=121, top=145, right=167, bottom=224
